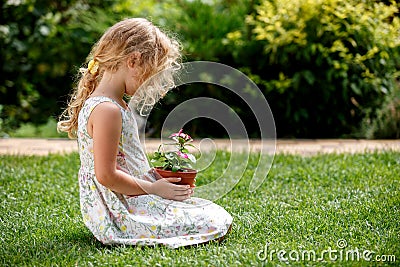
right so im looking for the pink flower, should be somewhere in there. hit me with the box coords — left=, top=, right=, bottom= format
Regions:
left=169, top=129, right=183, bottom=138
left=169, top=129, right=192, bottom=142
left=177, top=151, right=188, bottom=159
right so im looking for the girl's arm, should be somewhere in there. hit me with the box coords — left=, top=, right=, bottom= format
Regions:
left=89, top=102, right=192, bottom=201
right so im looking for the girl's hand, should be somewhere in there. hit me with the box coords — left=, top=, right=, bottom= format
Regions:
left=148, top=168, right=163, bottom=180
left=149, top=177, right=194, bottom=201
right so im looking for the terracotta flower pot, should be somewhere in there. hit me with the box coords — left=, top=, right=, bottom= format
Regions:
left=154, top=167, right=197, bottom=188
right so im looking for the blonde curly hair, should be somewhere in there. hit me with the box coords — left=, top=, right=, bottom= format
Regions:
left=58, top=18, right=181, bottom=138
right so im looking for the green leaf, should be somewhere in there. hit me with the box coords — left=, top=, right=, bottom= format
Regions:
left=187, top=153, right=196, bottom=163
left=165, top=152, right=175, bottom=160
left=182, top=162, right=193, bottom=169
left=172, top=165, right=180, bottom=172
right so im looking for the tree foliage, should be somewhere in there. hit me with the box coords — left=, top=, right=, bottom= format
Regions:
left=0, top=0, right=116, bottom=129
left=227, top=0, right=400, bottom=137
left=1, top=0, right=399, bottom=138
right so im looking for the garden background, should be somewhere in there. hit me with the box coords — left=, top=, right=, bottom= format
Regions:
left=1, top=1, right=400, bottom=266
left=1, top=0, right=399, bottom=139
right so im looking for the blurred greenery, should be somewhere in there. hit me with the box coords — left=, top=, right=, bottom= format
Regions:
left=1, top=0, right=116, bottom=130
left=9, top=117, right=68, bottom=138
left=227, top=0, right=400, bottom=137
left=1, top=0, right=399, bottom=138
left=360, top=83, right=400, bottom=139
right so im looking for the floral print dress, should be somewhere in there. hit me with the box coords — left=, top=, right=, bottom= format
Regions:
left=77, top=96, right=233, bottom=248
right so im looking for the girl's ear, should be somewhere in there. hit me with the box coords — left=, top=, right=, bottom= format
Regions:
left=127, top=52, right=141, bottom=69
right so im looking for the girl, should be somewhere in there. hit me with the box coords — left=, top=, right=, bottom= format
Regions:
left=58, top=18, right=232, bottom=248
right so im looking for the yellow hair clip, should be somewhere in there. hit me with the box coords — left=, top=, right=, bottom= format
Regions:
left=88, top=59, right=99, bottom=75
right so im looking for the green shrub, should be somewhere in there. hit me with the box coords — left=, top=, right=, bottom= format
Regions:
left=1, top=0, right=250, bottom=138
left=135, top=0, right=252, bottom=137
left=360, top=83, right=400, bottom=139
left=227, top=0, right=400, bottom=137
left=0, top=0, right=117, bottom=131
left=11, top=117, right=68, bottom=138
left=3, top=0, right=399, bottom=138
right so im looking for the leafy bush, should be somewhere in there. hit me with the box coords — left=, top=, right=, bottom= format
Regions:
left=360, top=83, right=400, bottom=139
left=0, top=0, right=116, bottom=131
left=133, top=0, right=252, bottom=138
left=227, top=0, right=400, bottom=137
left=1, top=0, right=249, bottom=138
left=11, top=117, right=68, bottom=138
left=2, top=0, right=399, bottom=138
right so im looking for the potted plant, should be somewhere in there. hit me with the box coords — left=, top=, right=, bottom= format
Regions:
left=150, top=129, right=198, bottom=187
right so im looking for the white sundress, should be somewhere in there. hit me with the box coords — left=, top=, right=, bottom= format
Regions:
left=77, top=96, right=233, bottom=248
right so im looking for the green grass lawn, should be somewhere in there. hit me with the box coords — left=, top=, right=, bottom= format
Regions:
left=1, top=152, right=399, bottom=266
